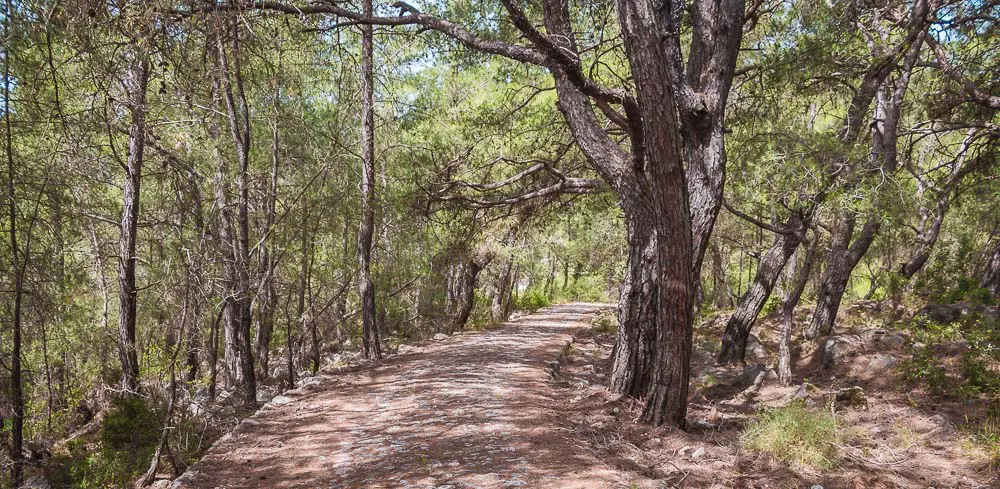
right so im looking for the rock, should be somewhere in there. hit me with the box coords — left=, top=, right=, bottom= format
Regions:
left=746, top=334, right=769, bottom=362
left=256, top=387, right=276, bottom=404
left=863, top=353, right=898, bottom=375
left=917, top=302, right=982, bottom=323
left=270, top=395, right=293, bottom=406
left=398, top=344, right=415, bottom=354
left=863, top=329, right=908, bottom=350
left=741, top=363, right=776, bottom=386
left=819, top=335, right=863, bottom=370
left=326, top=353, right=344, bottom=365
left=690, top=447, right=706, bottom=459
left=22, top=475, right=51, bottom=489
left=150, top=481, right=172, bottom=489
left=793, top=382, right=822, bottom=400
left=831, top=386, right=867, bottom=408
left=433, top=333, right=448, bottom=341
left=171, top=471, right=198, bottom=489
left=810, top=485, right=824, bottom=489
left=434, top=485, right=457, bottom=489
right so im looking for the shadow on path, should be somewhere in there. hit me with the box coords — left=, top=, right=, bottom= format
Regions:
left=173, top=303, right=627, bottom=489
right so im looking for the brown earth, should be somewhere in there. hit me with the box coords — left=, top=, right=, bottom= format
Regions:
left=172, top=303, right=635, bottom=489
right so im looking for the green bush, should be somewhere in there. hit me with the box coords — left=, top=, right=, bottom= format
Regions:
left=591, top=309, right=617, bottom=334
left=49, top=396, right=160, bottom=488
left=741, top=401, right=840, bottom=470
left=517, top=288, right=551, bottom=311
left=900, top=314, right=999, bottom=399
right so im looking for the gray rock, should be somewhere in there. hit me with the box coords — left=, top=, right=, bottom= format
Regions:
left=863, top=329, right=908, bottom=350
left=22, top=475, right=51, bottom=489
left=270, top=395, right=293, bottom=406
left=917, top=302, right=982, bottom=323
left=746, top=334, right=769, bottom=362
left=741, top=363, right=776, bottom=386
left=690, top=446, right=706, bottom=459
left=863, top=352, right=898, bottom=375
left=433, top=333, right=448, bottom=341
left=819, top=335, right=863, bottom=370
left=256, top=387, right=276, bottom=404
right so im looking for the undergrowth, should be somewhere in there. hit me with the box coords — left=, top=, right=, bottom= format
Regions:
left=741, top=401, right=841, bottom=470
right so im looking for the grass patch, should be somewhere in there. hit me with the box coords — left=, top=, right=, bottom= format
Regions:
left=591, top=309, right=617, bottom=334
left=741, top=401, right=840, bottom=470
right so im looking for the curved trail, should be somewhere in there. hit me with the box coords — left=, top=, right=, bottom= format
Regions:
left=174, top=303, right=628, bottom=489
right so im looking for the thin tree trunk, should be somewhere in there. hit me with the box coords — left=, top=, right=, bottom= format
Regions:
left=806, top=217, right=880, bottom=338
left=718, top=215, right=804, bottom=364
left=981, top=237, right=1000, bottom=298
left=255, top=71, right=281, bottom=380
left=358, top=0, right=382, bottom=360
left=216, top=16, right=256, bottom=406
left=453, top=249, right=495, bottom=330
left=778, top=234, right=818, bottom=385
left=117, top=48, right=149, bottom=396
left=709, top=242, right=729, bottom=308
left=4, top=3, right=25, bottom=480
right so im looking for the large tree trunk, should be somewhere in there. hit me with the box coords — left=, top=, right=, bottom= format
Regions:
left=718, top=216, right=803, bottom=365
left=777, top=233, right=818, bottom=385
left=609, top=212, right=658, bottom=398
left=807, top=217, right=880, bottom=339
left=358, top=0, right=382, bottom=360
left=117, top=51, right=149, bottom=396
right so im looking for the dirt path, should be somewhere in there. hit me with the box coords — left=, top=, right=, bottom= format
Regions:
left=173, top=303, right=630, bottom=489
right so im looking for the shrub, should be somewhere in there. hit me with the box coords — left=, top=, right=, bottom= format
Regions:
left=741, top=401, right=840, bottom=470
left=49, top=396, right=160, bottom=488
left=591, top=309, right=617, bottom=334
left=517, top=288, right=551, bottom=312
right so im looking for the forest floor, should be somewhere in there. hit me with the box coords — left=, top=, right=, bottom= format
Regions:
left=169, top=302, right=998, bottom=489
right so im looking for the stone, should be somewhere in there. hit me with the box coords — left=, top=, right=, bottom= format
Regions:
left=831, top=386, right=866, bottom=408
left=256, top=387, right=276, bottom=404
left=863, top=353, right=898, bottom=375
left=819, top=335, right=863, bottom=370
left=741, top=363, right=776, bottom=386
left=271, top=395, right=293, bottom=406
left=746, top=334, right=769, bottom=362
left=433, top=333, right=449, bottom=341
left=863, top=329, right=908, bottom=350
left=22, top=475, right=51, bottom=489
left=690, top=447, right=706, bottom=459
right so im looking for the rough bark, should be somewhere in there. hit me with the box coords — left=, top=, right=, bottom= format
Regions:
left=358, top=0, right=382, bottom=360
left=807, top=217, right=880, bottom=338
left=216, top=16, right=256, bottom=406
left=117, top=50, right=149, bottom=396
left=453, top=248, right=496, bottom=330
left=718, top=215, right=804, bottom=364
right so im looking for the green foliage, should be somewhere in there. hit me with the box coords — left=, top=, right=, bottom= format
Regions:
left=741, top=401, right=841, bottom=470
left=591, top=309, right=617, bottom=334
left=900, top=314, right=1000, bottom=399
left=517, top=288, right=551, bottom=312
left=48, top=396, right=160, bottom=488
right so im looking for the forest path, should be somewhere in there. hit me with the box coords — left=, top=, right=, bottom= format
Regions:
left=173, top=302, right=630, bottom=489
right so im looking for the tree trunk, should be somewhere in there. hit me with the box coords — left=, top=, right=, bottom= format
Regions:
left=807, top=217, right=880, bottom=339
left=981, top=237, right=1000, bottom=298
left=609, top=214, right=658, bottom=398
left=718, top=216, right=803, bottom=364
left=117, top=50, right=149, bottom=396
left=778, top=234, right=818, bottom=385
left=216, top=17, right=256, bottom=406
left=709, top=242, right=730, bottom=308
left=492, top=255, right=514, bottom=322
left=4, top=6, right=25, bottom=480
left=358, top=0, right=382, bottom=360
left=453, top=248, right=495, bottom=330
left=255, top=75, right=281, bottom=380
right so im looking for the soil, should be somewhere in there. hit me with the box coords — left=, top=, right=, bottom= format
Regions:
left=170, top=302, right=999, bottom=489
left=172, top=303, right=631, bottom=488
